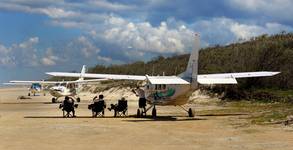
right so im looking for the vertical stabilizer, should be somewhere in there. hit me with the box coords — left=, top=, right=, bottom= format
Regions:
left=77, top=65, right=86, bottom=94
left=179, top=34, right=200, bottom=89
left=79, top=65, right=86, bottom=81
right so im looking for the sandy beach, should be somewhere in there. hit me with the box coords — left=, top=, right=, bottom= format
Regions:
left=0, top=87, right=292, bottom=150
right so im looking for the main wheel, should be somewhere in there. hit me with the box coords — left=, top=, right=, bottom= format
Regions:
left=43, top=93, right=46, bottom=96
left=136, top=109, right=141, bottom=118
left=52, top=98, right=56, bottom=103
left=188, top=108, right=195, bottom=117
left=152, top=107, right=157, bottom=118
left=28, top=93, right=30, bottom=96
left=76, top=97, right=81, bottom=102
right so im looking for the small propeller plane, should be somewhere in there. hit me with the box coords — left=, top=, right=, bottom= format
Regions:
left=9, top=65, right=107, bottom=103
left=4, top=82, right=47, bottom=96
left=46, top=34, right=280, bottom=117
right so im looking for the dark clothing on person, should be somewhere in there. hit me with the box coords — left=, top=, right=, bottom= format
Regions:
left=62, top=97, right=76, bottom=117
left=138, top=98, right=147, bottom=108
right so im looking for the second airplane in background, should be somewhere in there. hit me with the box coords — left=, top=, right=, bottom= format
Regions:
left=9, top=65, right=107, bottom=103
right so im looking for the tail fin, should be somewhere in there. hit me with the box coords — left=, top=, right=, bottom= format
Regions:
left=77, top=65, right=86, bottom=94
left=179, top=33, right=200, bottom=89
left=79, top=65, right=86, bottom=81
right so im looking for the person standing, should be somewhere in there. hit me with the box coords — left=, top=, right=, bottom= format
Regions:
left=133, top=87, right=146, bottom=112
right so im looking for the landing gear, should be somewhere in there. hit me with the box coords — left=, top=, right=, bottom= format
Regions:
left=179, top=106, right=195, bottom=117
left=76, top=97, right=81, bottom=103
left=43, top=93, right=46, bottom=96
left=188, top=108, right=195, bottom=117
left=152, top=106, right=157, bottom=118
left=33, top=93, right=36, bottom=96
left=136, top=107, right=147, bottom=118
left=52, top=98, right=57, bottom=103
left=28, top=93, right=30, bottom=96
left=136, top=109, right=141, bottom=118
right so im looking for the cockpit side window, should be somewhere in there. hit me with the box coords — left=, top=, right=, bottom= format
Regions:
left=158, top=84, right=161, bottom=90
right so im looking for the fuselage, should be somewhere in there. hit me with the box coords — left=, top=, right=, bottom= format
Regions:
left=49, top=85, right=76, bottom=98
left=144, top=83, right=191, bottom=106
left=29, top=83, right=43, bottom=94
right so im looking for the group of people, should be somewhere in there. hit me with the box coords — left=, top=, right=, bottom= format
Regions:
left=59, top=87, right=147, bottom=117
left=60, top=95, right=106, bottom=117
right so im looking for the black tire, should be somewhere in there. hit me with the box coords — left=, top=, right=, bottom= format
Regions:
left=136, top=109, right=141, bottom=118
left=114, top=110, right=117, bottom=117
left=43, top=93, right=46, bottom=96
left=52, top=98, right=56, bottom=103
left=77, top=97, right=81, bottom=102
left=28, top=93, right=30, bottom=96
left=188, top=108, right=195, bottom=117
left=152, top=107, right=157, bottom=118
left=33, top=93, right=36, bottom=96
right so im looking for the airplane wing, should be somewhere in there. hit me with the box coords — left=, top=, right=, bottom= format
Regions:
left=46, top=72, right=146, bottom=80
left=65, top=79, right=108, bottom=83
left=146, top=76, right=190, bottom=84
left=9, top=79, right=108, bottom=84
left=197, top=71, right=280, bottom=84
left=47, top=71, right=280, bottom=85
left=9, top=80, right=61, bottom=84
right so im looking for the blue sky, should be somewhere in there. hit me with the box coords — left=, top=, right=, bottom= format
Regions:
left=0, top=0, right=293, bottom=82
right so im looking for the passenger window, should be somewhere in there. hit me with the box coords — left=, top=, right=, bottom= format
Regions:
left=162, top=84, right=166, bottom=90
left=158, top=84, right=161, bottom=90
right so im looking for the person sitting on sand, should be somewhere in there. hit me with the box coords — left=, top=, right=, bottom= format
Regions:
left=62, top=96, right=76, bottom=117
left=93, top=94, right=106, bottom=104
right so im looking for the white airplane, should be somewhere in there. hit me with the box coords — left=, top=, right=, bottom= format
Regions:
left=9, top=65, right=107, bottom=103
left=4, top=82, right=47, bottom=96
left=46, top=34, right=280, bottom=117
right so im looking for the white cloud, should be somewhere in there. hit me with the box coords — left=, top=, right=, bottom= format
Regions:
left=41, top=48, right=59, bottom=66
left=89, top=0, right=135, bottom=11
left=0, top=37, right=57, bottom=67
left=0, top=44, right=14, bottom=65
left=191, top=17, right=293, bottom=45
left=76, top=36, right=100, bottom=58
left=228, top=0, right=293, bottom=22
left=97, top=55, right=112, bottom=63
left=18, top=37, right=39, bottom=49
left=102, top=16, right=194, bottom=54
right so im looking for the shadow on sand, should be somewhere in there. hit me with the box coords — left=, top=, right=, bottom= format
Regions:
left=24, top=115, right=206, bottom=122
left=198, top=113, right=249, bottom=117
left=124, top=115, right=207, bottom=122
left=0, top=102, right=57, bottom=105
left=24, top=115, right=135, bottom=119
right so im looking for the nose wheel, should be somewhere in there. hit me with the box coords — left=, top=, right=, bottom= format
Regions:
left=52, top=97, right=59, bottom=103
left=152, top=106, right=157, bottom=118
left=188, top=108, right=195, bottom=117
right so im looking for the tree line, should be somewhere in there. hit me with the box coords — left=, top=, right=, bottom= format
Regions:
left=88, top=33, right=293, bottom=89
